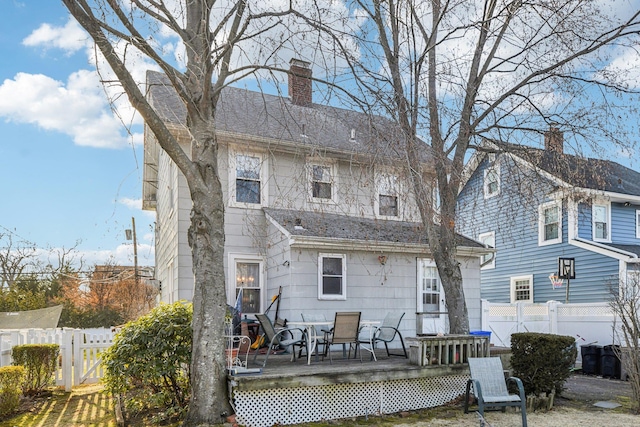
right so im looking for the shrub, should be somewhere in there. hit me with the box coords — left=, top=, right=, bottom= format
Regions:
left=11, top=344, right=59, bottom=396
left=0, top=365, right=25, bottom=417
left=102, top=301, right=192, bottom=423
left=511, top=332, right=577, bottom=396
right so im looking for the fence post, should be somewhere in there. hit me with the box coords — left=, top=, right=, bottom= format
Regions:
left=73, top=329, right=83, bottom=387
left=516, top=302, right=525, bottom=333
left=548, top=301, right=559, bottom=334
left=481, top=299, right=490, bottom=331
left=62, top=328, right=74, bottom=392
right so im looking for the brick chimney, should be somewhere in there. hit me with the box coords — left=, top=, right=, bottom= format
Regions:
left=288, top=58, right=312, bottom=106
left=544, top=125, right=563, bottom=154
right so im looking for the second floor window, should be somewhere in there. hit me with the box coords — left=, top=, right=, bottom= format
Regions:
left=539, top=201, right=561, bottom=245
left=311, top=165, right=333, bottom=200
left=593, top=203, right=610, bottom=242
left=636, top=210, right=640, bottom=239
left=235, top=154, right=262, bottom=205
left=377, top=173, right=399, bottom=217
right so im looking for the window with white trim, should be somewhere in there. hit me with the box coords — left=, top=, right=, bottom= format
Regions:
left=538, top=201, right=562, bottom=245
left=483, top=164, right=500, bottom=199
left=510, top=275, right=533, bottom=303
left=229, top=150, right=267, bottom=208
left=376, top=172, right=399, bottom=217
left=231, top=257, right=263, bottom=314
left=478, top=231, right=495, bottom=269
left=636, top=210, right=640, bottom=239
left=318, top=253, right=346, bottom=300
left=593, top=202, right=611, bottom=242
left=308, top=161, right=336, bottom=202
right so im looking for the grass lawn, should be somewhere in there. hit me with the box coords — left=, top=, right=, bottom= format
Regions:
left=0, top=384, right=116, bottom=427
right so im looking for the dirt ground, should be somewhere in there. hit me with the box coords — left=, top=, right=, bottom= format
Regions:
left=396, top=374, right=639, bottom=427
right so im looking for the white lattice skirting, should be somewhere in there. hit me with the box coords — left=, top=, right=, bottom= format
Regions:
left=232, top=374, right=468, bottom=427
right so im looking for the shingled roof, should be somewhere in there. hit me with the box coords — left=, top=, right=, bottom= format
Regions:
left=264, top=208, right=483, bottom=249
left=498, top=142, right=640, bottom=197
left=146, top=70, right=431, bottom=162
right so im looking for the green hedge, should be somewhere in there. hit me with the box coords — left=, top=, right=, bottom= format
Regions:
left=0, top=365, right=25, bottom=417
left=511, top=332, right=577, bottom=396
left=12, top=343, right=59, bottom=396
left=102, top=302, right=192, bottom=423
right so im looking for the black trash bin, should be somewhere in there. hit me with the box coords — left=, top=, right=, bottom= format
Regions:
left=581, top=344, right=602, bottom=375
left=601, top=345, right=621, bottom=379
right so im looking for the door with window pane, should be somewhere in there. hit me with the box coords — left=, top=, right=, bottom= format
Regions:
left=417, top=259, right=447, bottom=334
left=235, top=262, right=261, bottom=314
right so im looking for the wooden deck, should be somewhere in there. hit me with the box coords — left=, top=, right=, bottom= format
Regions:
left=227, top=336, right=492, bottom=426
left=229, top=346, right=473, bottom=395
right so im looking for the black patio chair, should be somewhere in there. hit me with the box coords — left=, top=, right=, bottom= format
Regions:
left=252, top=313, right=306, bottom=368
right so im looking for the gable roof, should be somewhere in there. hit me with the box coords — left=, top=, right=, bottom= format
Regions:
left=146, top=70, right=430, bottom=163
left=505, top=143, right=640, bottom=197
left=463, top=140, right=640, bottom=199
left=264, top=208, right=486, bottom=255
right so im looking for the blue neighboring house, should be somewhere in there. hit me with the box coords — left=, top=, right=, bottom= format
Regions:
left=457, top=127, right=640, bottom=304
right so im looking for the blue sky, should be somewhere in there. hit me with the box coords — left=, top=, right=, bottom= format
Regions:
left=0, top=2, right=155, bottom=268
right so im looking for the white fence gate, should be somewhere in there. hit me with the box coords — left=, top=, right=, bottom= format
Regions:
left=481, top=299, right=618, bottom=361
left=0, top=327, right=114, bottom=391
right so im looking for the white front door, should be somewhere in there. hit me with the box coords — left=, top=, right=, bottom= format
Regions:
left=417, top=259, right=448, bottom=334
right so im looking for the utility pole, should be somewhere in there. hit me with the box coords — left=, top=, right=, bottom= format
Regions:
left=126, top=217, right=139, bottom=286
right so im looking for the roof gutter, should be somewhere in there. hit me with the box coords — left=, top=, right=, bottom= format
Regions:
left=570, top=237, right=638, bottom=261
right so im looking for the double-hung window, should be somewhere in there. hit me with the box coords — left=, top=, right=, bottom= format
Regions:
left=593, top=203, right=611, bottom=242
left=376, top=172, right=399, bottom=217
left=478, top=231, right=495, bottom=269
left=318, top=253, right=346, bottom=300
left=538, top=201, right=562, bottom=245
left=483, top=164, right=500, bottom=199
left=308, top=161, right=336, bottom=202
left=510, top=275, right=533, bottom=303
left=230, top=151, right=266, bottom=208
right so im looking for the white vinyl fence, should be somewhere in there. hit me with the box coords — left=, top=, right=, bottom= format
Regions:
left=481, top=299, right=619, bottom=361
left=0, top=327, right=114, bottom=391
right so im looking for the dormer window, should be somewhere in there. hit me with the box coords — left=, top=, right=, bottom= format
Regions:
left=483, top=164, right=500, bottom=199
left=593, top=203, right=611, bottom=242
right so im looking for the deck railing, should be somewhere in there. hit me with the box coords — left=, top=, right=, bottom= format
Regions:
left=407, top=334, right=490, bottom=366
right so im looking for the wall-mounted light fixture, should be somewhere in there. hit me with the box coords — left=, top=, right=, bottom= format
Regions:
left=378, top=255, right=387, bottom=265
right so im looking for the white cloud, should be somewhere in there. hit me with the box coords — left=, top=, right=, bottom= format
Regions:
left=118, top=197, right=156, bottom=220
left=22, top=17, right=88, bottom=53
left=0, top=71, right=139, bottom=149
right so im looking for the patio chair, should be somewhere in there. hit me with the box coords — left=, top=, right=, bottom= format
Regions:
left=252, top=313, right=306, bottom=368
left=325, top=311, right=362, bottom=364
left=299, top=313, right=330, bottom=359
left=359, top=312, right=407, bottom=359
left=464, top=357, right=527, bottom=427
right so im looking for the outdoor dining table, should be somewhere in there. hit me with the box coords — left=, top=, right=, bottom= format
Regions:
left=287, top=320, right=333, bottom=365
left=288, top=318, right=382, bottom=364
